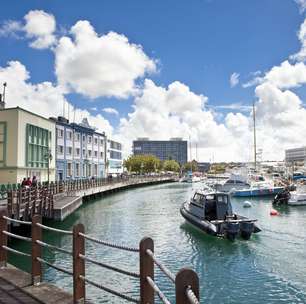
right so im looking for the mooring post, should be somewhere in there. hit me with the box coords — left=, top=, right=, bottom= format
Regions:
left=175, top=268, right=199, bottom=304
left=73, top=223, right=85, bottom=304
left=31, top=215, right=42, bottom=285
left=139, top=237, right=154, bottom=304
left=0, top=210, right=7, bottom=267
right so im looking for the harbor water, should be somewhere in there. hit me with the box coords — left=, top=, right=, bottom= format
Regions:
left=10, top=182, right=306, bottom=303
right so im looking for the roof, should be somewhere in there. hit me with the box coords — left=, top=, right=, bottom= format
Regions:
left=0, top=106, right=55, bottom=124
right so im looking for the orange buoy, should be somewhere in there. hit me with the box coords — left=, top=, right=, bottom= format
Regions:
left=270, top=209, right=279, bottom=216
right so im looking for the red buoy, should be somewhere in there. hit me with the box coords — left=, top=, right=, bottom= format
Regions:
left=270, top=209, right=279, bottom=216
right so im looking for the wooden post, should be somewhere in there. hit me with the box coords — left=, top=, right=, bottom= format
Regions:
left=73, top=223, right=85, bottom=304
left=175, top=268, right=199, bottom=304
left=0, top=210, right=8, bottom=267
left=31, top=215, right=42, bottom=285
left=139, top=237, right=154, bottom=304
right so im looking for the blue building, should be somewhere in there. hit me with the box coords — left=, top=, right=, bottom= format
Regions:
left=51, top=116, right=107, bottom=181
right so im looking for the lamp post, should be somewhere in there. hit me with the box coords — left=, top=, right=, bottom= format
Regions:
left=44, top=149, right=53, bottom=184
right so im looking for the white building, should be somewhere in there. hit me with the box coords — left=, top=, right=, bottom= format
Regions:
left=107, top=139, right=123, bottom=175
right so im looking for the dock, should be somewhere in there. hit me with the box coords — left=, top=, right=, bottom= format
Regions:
left=3, top=175, right=178, bottom=222
left=0, top=212, right=200, bottom=304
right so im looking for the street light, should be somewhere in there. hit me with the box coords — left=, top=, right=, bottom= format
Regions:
left=44, top=149, right=53, bottom=184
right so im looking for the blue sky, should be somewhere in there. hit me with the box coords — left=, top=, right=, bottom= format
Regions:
left=0, top=0, right=306, bottom=161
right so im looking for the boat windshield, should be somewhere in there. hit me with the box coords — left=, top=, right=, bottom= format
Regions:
left=193, top=193, right=205, bottom=205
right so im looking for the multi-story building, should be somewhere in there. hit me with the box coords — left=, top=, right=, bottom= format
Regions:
left=107, top=139, right=123, bottom=175
left=51, top=116, right=107, bottom=181
left=0, top=107, right=56, bottom=184
left=285, top=147, right=306, bottom=163
left=132, top=138, right=188, bottom=165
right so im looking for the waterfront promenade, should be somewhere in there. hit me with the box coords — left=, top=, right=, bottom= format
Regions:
left=1, top=174, right=178, bottom=222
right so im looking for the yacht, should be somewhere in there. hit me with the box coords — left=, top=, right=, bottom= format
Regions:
left=214, top=174, right=250, bottom=192
left=180, top=190, right=261, bottom=241
left=288, top=184, right=306, bottom=206
left=232, top=181, right=283, bottom=197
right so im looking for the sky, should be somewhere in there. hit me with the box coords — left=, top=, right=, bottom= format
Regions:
left=0, top=0, right=306, bottom=162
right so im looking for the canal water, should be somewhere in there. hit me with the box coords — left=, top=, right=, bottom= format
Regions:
left=10, top=182, right=306, bottom=303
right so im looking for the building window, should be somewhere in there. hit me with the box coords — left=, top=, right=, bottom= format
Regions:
left=75, top=133, right=80, bottom=142
left=82, top=163, right=85, bottom=177
left=82, top=149, right=86, bottom=157
left=26, top=124, right=51, bottom=168
left=94, top=164, right=98, bottom=176
left=88, top=136, right=92, bottom=144
left=88, top=164, right=91, bottom=176
left=75, top=163, right=80, bottom=177
left=67, top=130, right=72, bottom=140
left=67, top=147, right=72, bottom=155
left=57, top=128, right=63, bottom=138
left=67, top=162, right=72, bottom=177
left=94, top=151, right=98, bottom=157
left=76, top=148, right=80, bottom=156
left=110, top=150, right=122, bottom=160
left=58, top=145, right=63, bottom=154
left=100, top=139, right=104, bottom=145
left=94, top=137, right=98, bottom=145
left=88, top=150, right=92, bottom=157
left=0, top=122, right=6, bottom=167
left=100, top=151, right=103, bottom=158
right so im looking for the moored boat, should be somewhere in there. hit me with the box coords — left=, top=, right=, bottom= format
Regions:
left=180, top=190, right=261, bottom=241
left=232, top=182, right=283, bottom=197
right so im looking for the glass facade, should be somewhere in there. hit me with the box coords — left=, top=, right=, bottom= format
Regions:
left=26, top=124, right=51, bottom=168
left=133, top=140, right=188, bottom=165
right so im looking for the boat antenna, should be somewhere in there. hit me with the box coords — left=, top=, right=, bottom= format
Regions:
left=253, top=100, right=257, bottom=172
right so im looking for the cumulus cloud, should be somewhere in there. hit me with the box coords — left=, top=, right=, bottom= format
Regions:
left=230, top=72, right=240, bottom=88
left=23, top=10, right=56, bottom=49
left=295, top=0, right=306, bottom=13
left=214, top=102, right=252, bottom=112
left=0, top=61, right=112, bottom=135
left=102, top=107, right=119, bottom=115
left=291, top=19, right=306, bottom=61
left=0, top=10, right=56, bottom=49
left=54, top=20, right=156, bottom=99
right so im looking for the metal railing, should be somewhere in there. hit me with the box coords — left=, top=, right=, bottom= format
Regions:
left=0, top=210, right=200, bottom=303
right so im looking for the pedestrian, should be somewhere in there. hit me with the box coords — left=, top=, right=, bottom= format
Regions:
left=21, top=178, right=27, bottom=187
left=25, top=177, right=32, bottom=187
left=32, top=176, right=37, bottom=187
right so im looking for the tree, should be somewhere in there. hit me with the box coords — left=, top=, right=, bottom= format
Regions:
left=183, top=160, right=198, bottom=172
left=163, top=160, right=180, bottom=172
left=123, top=154, right=160, bottom=173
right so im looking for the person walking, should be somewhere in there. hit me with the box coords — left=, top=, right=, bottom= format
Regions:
left=32, top=176, right=37, bottom=187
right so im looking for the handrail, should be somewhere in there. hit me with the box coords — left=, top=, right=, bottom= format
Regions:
left=2, top=230, right=32, bottom=242
left=79, top=275, right=139, bottom=303
left=186, top=287, right=200, bottom=304
left=146, top=249, right=175, bottom=283
left=146, top=276, right=172, bottom=304
left=36, top=257, right=73, bottom=276
left=36, top=223, right=73, bottom=235
left=2, top=216, right=31, bottom=225
left=36, top=240, right=73, bottom=256
left=2, top=245, right=31, bottom=257
left=79, top=253, right=139, bottom=278
left=79, top=232, right=139, bottom=252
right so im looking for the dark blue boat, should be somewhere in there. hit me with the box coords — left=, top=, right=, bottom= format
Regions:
left=180, top=190, right=261, bottom=241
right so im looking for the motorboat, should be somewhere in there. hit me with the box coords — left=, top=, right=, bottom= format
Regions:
left=180, top=190, right=261, bottom=241
left=288, top=184, right=306, bottom=206
left=180, top=173, right=193, bottom=183
left=214, top=174, right=250, bottom=192
left=232, top=182, right=283, bottom=197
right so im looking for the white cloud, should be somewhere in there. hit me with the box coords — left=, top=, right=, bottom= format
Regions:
left=291, top=19, right=306, bottom=61
left=54, top=20, right=156, bottom=99
left=102, top=107, right=119, bottom=115
left=23, top=10, right=56, bottom=49
left=0, top=20, right=23, bottom=38
left=0, top=10, right=56, bottom=49
left=230, top=72, right=240, bottom=88
left=0, top=61, right=113, bottom=135
left=295, top=0, right=306, bottom=13
left=214, top=102, right=252, bottom=112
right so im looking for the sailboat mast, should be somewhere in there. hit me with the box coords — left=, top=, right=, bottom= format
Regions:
left=253, top=100, right=257, bottom=171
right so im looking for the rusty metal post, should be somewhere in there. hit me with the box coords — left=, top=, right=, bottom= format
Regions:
left=7, top=191, right=13, bottom=218
left=73, top=223, right=85, bottom=304
left=175, top=268, right=199, bottom=304
left=0, top=210, right=8, bottom=267
left=31, top=215, right=42, bottom=285
left=139, top=237, right=154, bottom=304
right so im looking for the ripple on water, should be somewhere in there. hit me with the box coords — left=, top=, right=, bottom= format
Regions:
left=9, top=182, right=306, bottom=303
